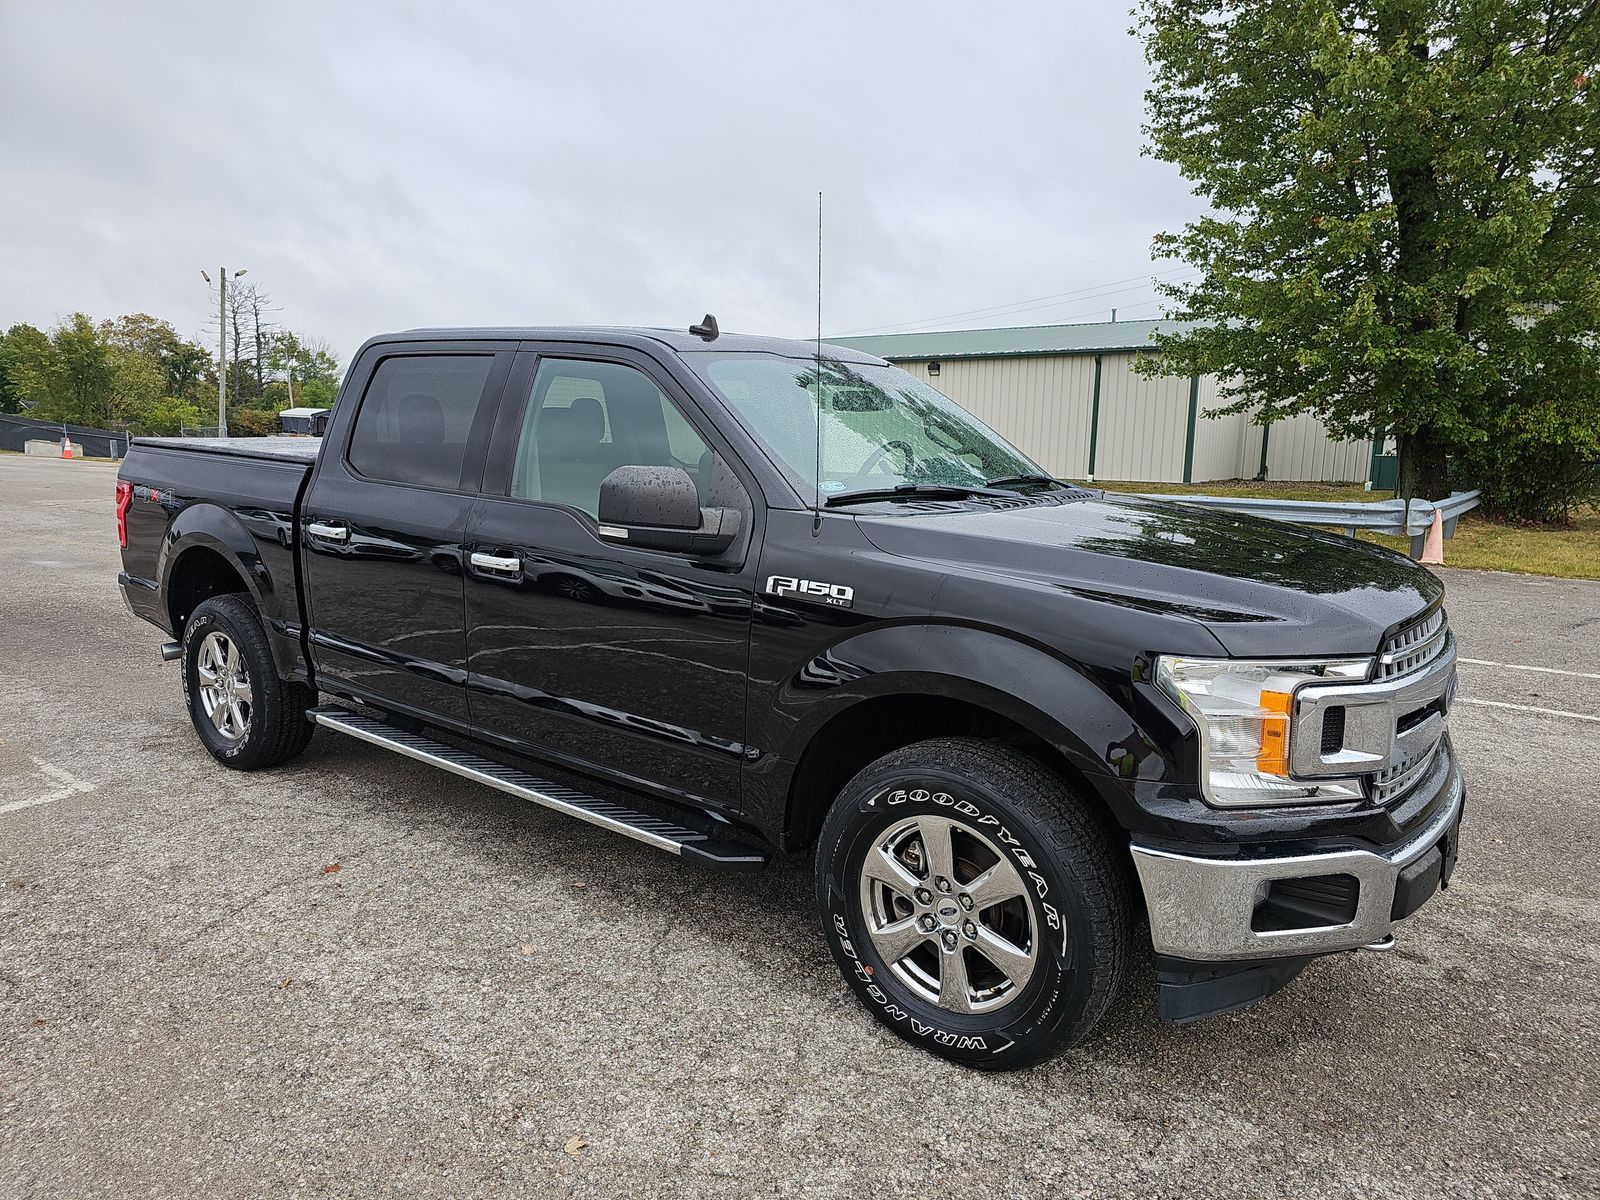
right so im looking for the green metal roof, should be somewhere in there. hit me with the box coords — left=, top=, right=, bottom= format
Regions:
left=829, top=318, right=1205, bottom=361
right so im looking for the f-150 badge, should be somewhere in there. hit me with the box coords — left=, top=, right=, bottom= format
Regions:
left=766, top=575, right=854, bottom=608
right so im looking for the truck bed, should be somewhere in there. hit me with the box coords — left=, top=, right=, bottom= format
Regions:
left=133, top=436, right=322, bottom=464
left=118, top=437, right=317, bottom=681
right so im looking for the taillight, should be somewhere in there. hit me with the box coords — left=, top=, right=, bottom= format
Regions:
left=115, top=480, right=132, bottom=548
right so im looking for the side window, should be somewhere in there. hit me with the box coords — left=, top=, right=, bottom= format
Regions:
left=347, top=355, right=496, bottom=490
left=509, top=358, right=713, bottom=518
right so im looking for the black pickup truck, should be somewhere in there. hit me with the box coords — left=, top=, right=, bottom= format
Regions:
left=115, top=321, right=1463, bottom=1069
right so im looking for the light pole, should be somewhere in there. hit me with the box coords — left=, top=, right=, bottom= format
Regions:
left=201, top=267, right=247, bottom=437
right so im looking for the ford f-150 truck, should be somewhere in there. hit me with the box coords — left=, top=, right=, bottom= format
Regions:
left=115, top=321, right=1462, bottom=1069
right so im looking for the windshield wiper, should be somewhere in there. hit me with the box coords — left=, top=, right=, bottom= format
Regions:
left=824, top=482, right=1015, bottom=507
left=983, top=472, right=1061, bottom=490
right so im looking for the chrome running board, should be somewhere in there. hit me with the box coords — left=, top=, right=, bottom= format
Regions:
left=308, top=706, right=768, bottom=872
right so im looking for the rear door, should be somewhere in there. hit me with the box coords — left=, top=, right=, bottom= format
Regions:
left=301, top=341, right=513, bottom=729
left=462, top=343, right=760, bottom=811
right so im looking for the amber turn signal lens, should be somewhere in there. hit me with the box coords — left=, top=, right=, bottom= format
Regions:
left=1256, top=689, right=1293, bottom=776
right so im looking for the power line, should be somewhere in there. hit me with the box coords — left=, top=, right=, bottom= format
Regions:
left=838, top=272, right=1177, bottom=335
left=836, top=266, right=1199, bottom=336
left=1021, top=295, right=1171, bottom=327
left=900, top=280, right=1190, bottom=334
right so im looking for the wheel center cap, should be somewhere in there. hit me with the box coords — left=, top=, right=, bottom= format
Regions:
left=934, top=899, right=961, bottom=927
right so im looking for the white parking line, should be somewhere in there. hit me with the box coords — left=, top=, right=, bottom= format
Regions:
left=1456, top=698, right=1600, bottom=724
left=0, top=758, right=95, bottom=815
left=1459, top=657, right=1600, bottom=681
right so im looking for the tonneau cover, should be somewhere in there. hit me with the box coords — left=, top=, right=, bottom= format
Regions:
left=133, top=436, right=320, bottom=464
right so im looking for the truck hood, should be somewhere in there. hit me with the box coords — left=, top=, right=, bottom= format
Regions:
left=855, top=492, right=1442, bottom=658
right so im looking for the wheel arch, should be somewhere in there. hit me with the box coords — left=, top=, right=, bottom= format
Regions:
left=158, top=503, right=302, bottom=679
left=775, top=624, right=1173, bottom=852
left=162, top=542, right=259, bottom=638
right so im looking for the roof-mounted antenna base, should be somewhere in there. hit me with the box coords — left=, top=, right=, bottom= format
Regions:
left=689, top=313, right=719, bottom=341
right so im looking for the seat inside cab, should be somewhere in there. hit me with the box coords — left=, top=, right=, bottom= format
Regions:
left=511, top=359, right=711, bottom=518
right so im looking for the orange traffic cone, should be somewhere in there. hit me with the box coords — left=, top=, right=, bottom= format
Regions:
left=1420, top=509, right=1444, bottom=565
left=61, top=438, right=72, bottom=460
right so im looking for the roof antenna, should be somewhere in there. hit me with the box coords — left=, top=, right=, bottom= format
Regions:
left=812, top=190, right=823, bottom=536
left=690, top=313, right=719, bottom=341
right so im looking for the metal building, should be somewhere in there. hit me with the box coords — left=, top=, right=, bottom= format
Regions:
left=831, top=320, right=1374, bottom=485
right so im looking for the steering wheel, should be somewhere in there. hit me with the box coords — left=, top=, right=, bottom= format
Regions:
left=857, top=439, right=917, bottom=478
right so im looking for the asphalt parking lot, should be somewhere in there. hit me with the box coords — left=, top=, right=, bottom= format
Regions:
left=2, top=452, right=1596, bottom=1199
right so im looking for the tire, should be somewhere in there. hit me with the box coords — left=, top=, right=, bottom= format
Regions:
left=815, top=737, right=1132, bottom=1070
left=181, top=594, right=316, bottom=771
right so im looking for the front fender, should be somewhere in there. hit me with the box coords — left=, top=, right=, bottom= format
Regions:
left=752, top=621, right=1192, bottom=844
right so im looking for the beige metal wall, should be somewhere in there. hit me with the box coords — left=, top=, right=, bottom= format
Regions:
left=893, top=355, right=1097, bottom=478
left=1185, top=373, right=1253, bottom=483
left=1236, top=410, right=1372, bottom=482
left=1091, top=354, right=1190, bottom=481
left=896, top=353, right=1370, bottom=484
left=1221, top=385, right=1368, bottom=481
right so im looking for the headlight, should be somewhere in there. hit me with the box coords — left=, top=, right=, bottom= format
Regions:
left=1156, top=655, right=1372, bottom=807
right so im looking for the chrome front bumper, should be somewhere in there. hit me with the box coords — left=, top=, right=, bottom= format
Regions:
left=1130, top=757, right=1464, bottom=961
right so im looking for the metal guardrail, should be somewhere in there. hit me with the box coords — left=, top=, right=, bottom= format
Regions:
left=1135, top=490, right=1483, bottom=557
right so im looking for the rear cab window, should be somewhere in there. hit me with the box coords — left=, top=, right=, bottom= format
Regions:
left=347, top=355, right=498, bottom=490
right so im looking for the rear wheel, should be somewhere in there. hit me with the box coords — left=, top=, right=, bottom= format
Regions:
left=815, top=737, right=1132, bottom=1070
left=182, top=594, right=315, bottom=770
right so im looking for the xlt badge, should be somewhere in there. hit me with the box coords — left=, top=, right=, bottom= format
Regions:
left=766, top=575, right=854, bottom=608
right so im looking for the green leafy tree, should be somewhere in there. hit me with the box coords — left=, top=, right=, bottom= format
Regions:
left=254, top=380, right=292, bottom=409
left=1137, top=0, right=1600, bottom=509
left=163, top=340, right=213, bottom=401
left=299, top=376, right=339, bottom=409
left=1, top=323, right=58, bottom=412
left=3, top=312, right=340, bottom=435
left=106, top=344, right=166, bottom=425
left=99, top=312, right=177, bottom=359
left=231, top=406, right=281, bottom=436
left=269, top=330, right=342, bottom=407
left=131, top=395, right=205, bottom=436
left=25, top=314, right=115, bottom=426
left=100, top=313, right=212, bottom=404
left=0, top=342, right=15, bottom=414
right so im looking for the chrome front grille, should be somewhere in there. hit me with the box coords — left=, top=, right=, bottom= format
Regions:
left=1377, top=608, right=1449, bottom=681
left=1365, top=607, right=1454, bottom=804
left=1291, top=606, right=1456, bottom=807
left=1371, top=740, right=1445, bottom=805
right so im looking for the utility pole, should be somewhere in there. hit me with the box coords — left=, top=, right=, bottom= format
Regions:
left=217, top=267, right=227, bottom=437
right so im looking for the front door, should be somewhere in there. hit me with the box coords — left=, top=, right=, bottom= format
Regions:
left=302, top=344, right=511, bottom=729
left=463, top=348, right=758, bottom=811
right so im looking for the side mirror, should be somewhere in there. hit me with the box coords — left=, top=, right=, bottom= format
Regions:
left=597, top=465, right=740, bottom=555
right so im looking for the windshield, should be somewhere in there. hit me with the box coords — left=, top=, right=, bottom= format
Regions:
left=692, top=353, right=1046, bottom=500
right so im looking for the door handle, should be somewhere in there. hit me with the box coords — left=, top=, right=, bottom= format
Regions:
left=307, top=520, right=349, bottom=542
left=470, top=551, right=522, bottom=573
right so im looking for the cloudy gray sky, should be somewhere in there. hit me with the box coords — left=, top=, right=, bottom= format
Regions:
left=0, top=1, right=1203, bottom=364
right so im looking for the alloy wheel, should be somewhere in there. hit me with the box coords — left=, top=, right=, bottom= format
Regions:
left=857, top=813, right=1039, bottom=1014
left=196, top=631, right=252, bottom=742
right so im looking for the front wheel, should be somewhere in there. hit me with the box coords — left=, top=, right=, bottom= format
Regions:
left=815, top=738, right=1132, bottom=1070
left=182, top=594, right=315, bottom=770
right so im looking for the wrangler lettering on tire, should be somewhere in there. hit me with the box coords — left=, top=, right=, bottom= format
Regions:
left=815, top=737, right=1132, bottom=1070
